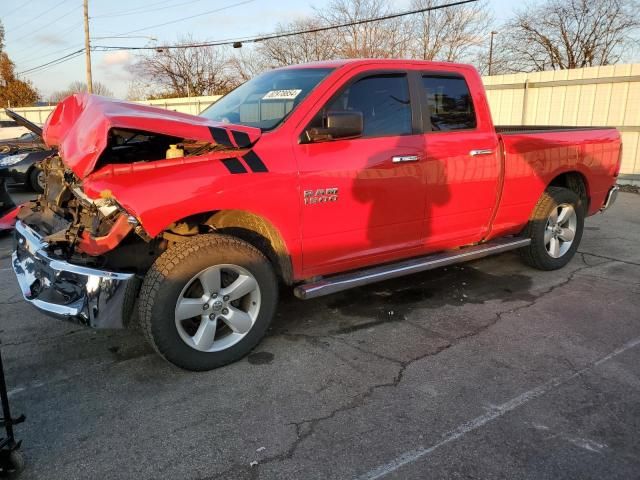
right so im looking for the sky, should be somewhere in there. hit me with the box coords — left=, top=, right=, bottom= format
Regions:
left=1, top=0, right=518, bottom=100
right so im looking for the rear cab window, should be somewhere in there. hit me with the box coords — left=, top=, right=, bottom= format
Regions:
left=421, top=75, right=477, bottom=131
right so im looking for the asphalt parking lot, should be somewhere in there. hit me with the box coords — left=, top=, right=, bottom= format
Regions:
left=1, top=188, right=639, bottom=480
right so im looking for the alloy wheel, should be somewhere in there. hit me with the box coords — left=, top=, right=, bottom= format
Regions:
left=174, top=264, right=261, bottom=352
left=544, top=203, right=577, bottom=258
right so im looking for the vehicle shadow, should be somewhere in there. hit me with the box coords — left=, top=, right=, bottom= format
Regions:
left=270, top=257, right=535, bottom=338
left=269, top=130, right=535, bottom=339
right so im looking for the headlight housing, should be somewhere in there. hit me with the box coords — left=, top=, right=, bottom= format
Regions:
left=0, top=153, right=29, bottom=167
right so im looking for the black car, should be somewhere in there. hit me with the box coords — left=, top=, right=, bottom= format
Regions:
left=0, top=110, right=55, bottom=193
left=0, top=131, right=45, bottom=155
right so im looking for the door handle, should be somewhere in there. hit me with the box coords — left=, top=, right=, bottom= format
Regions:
left=469, top=149, right=494, bottom=157
left=392, top=155, right=420, bottom=163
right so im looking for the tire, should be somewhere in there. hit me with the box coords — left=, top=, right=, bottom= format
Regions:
left=139, top=234, right=278, bottom=371
left=519, top=186, right=584, bottom=270
left=28, top=167, right=45, bottom=193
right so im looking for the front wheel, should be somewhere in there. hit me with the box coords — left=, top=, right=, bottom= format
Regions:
left=519, top=186, right=585, bottom=270
left=139, top=234, right=278, bottom=371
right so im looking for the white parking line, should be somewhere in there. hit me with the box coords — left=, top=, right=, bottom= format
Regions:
left=357, top=336, right=640, bottom=480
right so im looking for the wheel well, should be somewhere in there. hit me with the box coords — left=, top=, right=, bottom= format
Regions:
left=549, top=172, right=590, bottom=210
left=166, top=210, right=294, bottom=285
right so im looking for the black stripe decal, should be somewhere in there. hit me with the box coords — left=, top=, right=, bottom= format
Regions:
left=231, top=130, right=252, bottom=148
left=209, top=127, right=233, bottom=147
left=242, top=150, right=268, bottom=173
left=221, top=158, right=247, bottom=174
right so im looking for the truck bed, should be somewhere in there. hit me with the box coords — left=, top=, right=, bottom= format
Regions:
left=492, top=125, right=621, bottom=232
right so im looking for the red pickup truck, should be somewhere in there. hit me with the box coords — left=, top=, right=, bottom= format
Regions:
left=11, top=59, right=621, bottom=370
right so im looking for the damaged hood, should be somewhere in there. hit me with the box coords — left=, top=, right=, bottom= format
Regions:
left=43, top=93, right=261, bottom=178
left=4, top=108, right=43, bottom=137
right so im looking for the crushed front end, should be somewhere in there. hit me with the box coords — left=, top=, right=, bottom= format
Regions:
left=10, top=93, right=261, bottom=329
left=12, top=156, right=143, bottom=328
left=12, top=221, right=135, bottom=328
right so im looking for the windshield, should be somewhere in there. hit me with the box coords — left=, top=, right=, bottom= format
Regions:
left=200, top=68, right=334, bottom=131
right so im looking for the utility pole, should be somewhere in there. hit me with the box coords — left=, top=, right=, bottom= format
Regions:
left=83, top=0, right=93, bottom=93
left=488, top=30, right=498, bottom=76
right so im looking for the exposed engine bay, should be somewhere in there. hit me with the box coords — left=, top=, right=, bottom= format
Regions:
left=17, top=129, right=232, bottom=272
left=96, top=128, right=228, bottom=169
left=18, top=155, right=150, bottom=271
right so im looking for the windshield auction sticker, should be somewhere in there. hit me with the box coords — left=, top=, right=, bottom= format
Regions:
left=262, top=89, right=302, bottom=100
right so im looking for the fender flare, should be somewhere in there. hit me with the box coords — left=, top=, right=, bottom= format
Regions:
left=205, top=210, right=294, bottom=285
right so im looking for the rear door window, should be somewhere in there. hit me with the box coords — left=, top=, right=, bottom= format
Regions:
left=421, top=75, right=476, bottom=131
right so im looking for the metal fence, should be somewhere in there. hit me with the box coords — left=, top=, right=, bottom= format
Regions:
left=2, top=64, right=639, bottom=183
left=483, top=63, right=640, bottom=184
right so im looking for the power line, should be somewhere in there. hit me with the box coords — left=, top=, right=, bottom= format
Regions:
left=92, top=0, right=181, bottom=18
left=3, top=3, right=28, bottom=18
left=93, top=0, right=478, bottom=51
left=10, top=4, right=80, bottom=45
left=22, top=50, right=85, bottom=76
left=5, top=0, right=75, bottom=35
left=12, top=23, right=84, bottom=62
left=17, top=0, right=478, bottom=82
left=11, top=0, right=247, bottom=73
left=19, top=49, right=85, bottom=76
left=17, top=49, right=85, bottom=75
left=18, top=43, right=84, bottom=68
left=93, top=0, right=256, bottom=39
left=92, top=0, right=213, bottom=19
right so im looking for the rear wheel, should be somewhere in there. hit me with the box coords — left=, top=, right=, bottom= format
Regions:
left=519, top=187, right=584, bottom=270
left=139, top=234, right=278, bottom=371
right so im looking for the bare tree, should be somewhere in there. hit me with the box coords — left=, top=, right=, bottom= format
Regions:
left=408, top=0, right=491, bottom=62
left=256, top=18, right=339, bottom=67
left=501, top=0, right=640, bottom=72
left=227, top=48, right=269, bottom=83
left=232, top=0, right=495, bottom=79
left=50, top=81, right=113, bottom=102
left=472, top=37, right=511, bottom=76
left=129, top=37, right=240, bottom=97
left=317, top=0, right=412, bottom=58
left=125, top=78, right=154, bottom=101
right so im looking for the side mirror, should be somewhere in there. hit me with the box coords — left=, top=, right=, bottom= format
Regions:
left=304, top=111, right=363, bottom=142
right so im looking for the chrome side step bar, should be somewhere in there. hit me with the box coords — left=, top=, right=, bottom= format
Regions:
left=294, top=237, right=531, bottom=300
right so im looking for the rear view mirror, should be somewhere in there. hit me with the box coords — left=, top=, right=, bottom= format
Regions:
left=304, top=111, right=363, bottom=142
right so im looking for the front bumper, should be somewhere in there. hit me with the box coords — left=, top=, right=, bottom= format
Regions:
left=11, top=220, right=136, bottom=328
